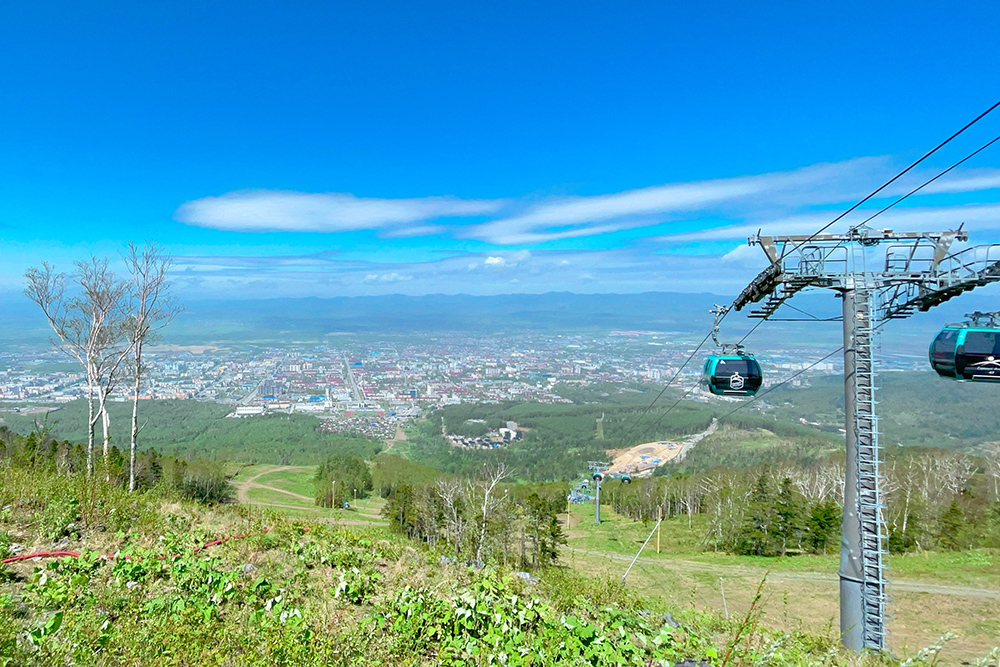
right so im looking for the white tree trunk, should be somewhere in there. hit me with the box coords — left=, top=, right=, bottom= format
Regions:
left=129, top=362, right=140, bottom=492
left=86, top=381, right=96, bottom=477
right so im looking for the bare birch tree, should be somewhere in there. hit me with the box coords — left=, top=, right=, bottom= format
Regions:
left=74, top=257, right=132, bottom=477
left=122, top=242, right=178, bottom=492
left=23, top=263, right=95, bottom=473
left=984, top=443, right=1000, bottom=502
left=437, top=477, right=466, bottom=553
left=473, top=462, right=511, bottom=562
left=25, top=261, right=128, bottom=476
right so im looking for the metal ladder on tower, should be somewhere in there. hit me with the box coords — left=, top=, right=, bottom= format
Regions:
left=853, top=288, right=888, bottom=649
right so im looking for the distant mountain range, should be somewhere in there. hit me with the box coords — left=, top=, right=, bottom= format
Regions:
left=0, top=291, right=719, bottom=345
left=176, top=292, right=724, bottom=338
left=3, top=288, right=998, bottom=347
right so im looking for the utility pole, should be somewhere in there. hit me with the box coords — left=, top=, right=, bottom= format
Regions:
left=656, top=506, right=662, bottom=554
left=733, top=225, right=1000, bottom=652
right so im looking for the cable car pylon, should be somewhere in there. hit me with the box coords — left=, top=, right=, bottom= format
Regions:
left=713, top=104, right=1000, bottom=651
left=732, top=225, right=1000, bottom=653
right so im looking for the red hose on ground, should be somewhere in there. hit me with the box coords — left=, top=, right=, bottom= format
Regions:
left=1, top=550, right=82, bottom=564
left=1, top=528, right=272, bottom=565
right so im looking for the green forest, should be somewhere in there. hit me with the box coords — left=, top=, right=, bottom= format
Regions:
left=407, top=398, right=721, bottom=481
left=0, top=399, right=380, bottom=465
left=768, top=371, right=1000, bottom=451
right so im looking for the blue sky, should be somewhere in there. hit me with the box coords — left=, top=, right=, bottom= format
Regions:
left=3, top=1, right=1000, bottom=298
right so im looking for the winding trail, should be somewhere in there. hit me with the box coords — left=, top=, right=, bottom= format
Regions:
left=234, top=465, right=388, bottom=525
left=234, top=465, right=311, bottom=504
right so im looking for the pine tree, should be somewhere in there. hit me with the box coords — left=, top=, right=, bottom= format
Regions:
left=807, top=498, right=840, bottom=554
left=938, top=500, right=967, bottom=551
left=737, top=474, right=776, bottom=556
left=774, top=477, right=805, bottom=555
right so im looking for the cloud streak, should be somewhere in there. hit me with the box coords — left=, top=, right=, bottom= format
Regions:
left=175, top=190, right=503, bottom=233
left=173, top=158, right=1000, bottom=248
left=465, top=158, right=893, bottom=244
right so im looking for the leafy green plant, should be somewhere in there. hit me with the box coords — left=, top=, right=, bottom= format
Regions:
left=333, top=567, right=380, bottom=604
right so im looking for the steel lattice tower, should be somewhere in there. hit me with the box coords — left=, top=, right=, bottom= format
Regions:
left=732, top=226, right=1000, bottom=651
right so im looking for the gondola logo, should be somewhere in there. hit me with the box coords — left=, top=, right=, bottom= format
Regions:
left=729, top=372, right=745, bottom=390
left=969, top=356, right=1000, bottom=376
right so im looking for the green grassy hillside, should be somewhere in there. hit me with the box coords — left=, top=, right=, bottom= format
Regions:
left=0, top=462, right=901, bottom=667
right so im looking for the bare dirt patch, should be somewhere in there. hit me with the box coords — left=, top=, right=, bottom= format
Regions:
left=607, top=419, right=718, bottom=475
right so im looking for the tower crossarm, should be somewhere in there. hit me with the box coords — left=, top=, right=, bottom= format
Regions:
left=879, top=243, right=1000, bottom=319
left=734, top=229, right=971, bottom=317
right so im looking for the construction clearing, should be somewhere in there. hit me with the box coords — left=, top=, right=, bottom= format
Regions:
left=607, top=419, right=718, bottom=476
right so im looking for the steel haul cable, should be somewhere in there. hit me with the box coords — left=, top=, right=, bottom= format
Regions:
left=783, top=98, right=1000, bottom=258
left=618, top=326, right=719, bottom=444
left=851, top=133, right=1000, bottom=230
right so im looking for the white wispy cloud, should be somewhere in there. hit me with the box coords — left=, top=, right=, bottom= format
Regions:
left=464, top=158, right=892, bottom=244
left=175, top=190, right=503, bottom=233
left=172, top=158, right=1000, bottom=248
left=363, top=272, right=413, bottom=283
left=922, top=169, right=1000, bottom=195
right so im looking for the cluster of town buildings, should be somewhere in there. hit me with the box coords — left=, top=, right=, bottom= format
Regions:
left=0, top=330, right=927, bottom=436
left=445, top=420, right=524, bottom=449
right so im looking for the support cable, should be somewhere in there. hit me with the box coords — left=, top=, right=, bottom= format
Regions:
left=781, top=303, right=828, bottom=321
left=738, top=317, right=766, bottom=344
left=783, top=99, right=1000, bottom=258
left=852, top=133, right=1000, bottom=230
left=618, top=326, right=720, bottom=444
left=810, top=131, right=1000, bottom=275
left=644, top=380, right=703, bottom=432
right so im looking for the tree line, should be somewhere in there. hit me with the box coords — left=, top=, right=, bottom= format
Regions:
left=0, top=425, right=232, bottom=504
left=603, top=445, right=1000, bottom=555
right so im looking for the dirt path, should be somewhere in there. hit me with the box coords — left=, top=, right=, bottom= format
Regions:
left=235, top=466, right=388, bottom=525
left=254, top=484, right=314, bottom=502
left=563, top=546, right=1000, bottom=599
left=384, top=426, right=407, bottom=454
left=233, top=465, right=311, bottom=504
